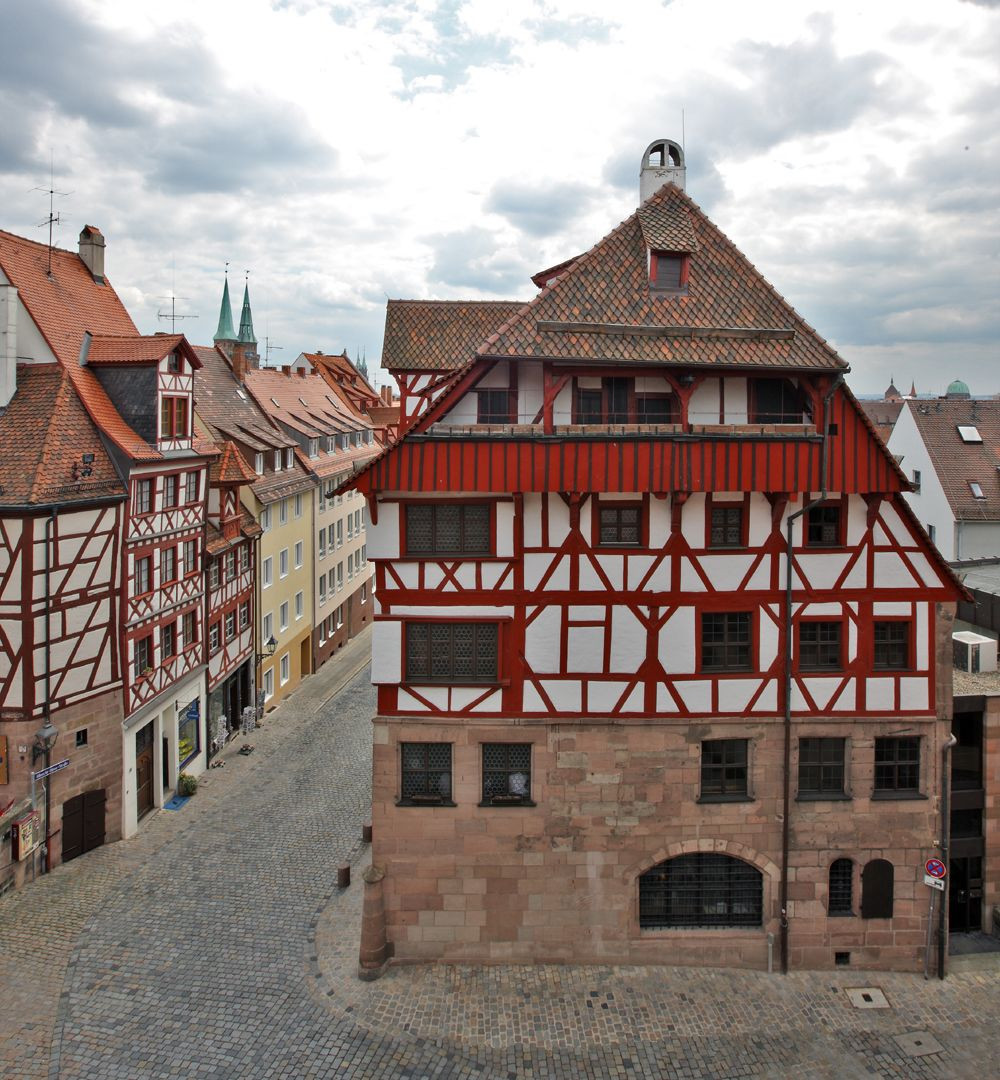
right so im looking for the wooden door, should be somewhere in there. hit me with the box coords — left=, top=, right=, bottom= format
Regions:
left=62, top=789, right=106, bottom=863
left=135, top=724, right=154, bottom=819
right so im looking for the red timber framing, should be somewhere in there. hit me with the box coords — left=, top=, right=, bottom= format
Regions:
left=0, top=504, right=124, bottom=716
left=206, top=540, right=255, bottom=693
left=395, top=369, right=464, bottom=432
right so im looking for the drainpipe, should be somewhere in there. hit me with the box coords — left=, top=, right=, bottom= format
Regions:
left=42, top=507, right=57, bottom=872
left=938, top=731, right=957, bottom=980
left=779, top=374, right=843, bottom=973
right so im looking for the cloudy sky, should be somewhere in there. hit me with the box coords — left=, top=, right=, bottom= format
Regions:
left=2, top=0, right=997, bottom=394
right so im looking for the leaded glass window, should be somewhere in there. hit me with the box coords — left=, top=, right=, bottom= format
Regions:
left=405, top=503, right=491, bottom=555
left=400, top=743, right=452, bottom=804
left=482, top=743, right=532, bottom=804
left=405, top=622, right=498, bottom=683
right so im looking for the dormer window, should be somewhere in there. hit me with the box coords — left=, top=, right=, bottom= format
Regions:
left=649, top=250, right=689, bottom=293
left=285, top=447, right=294, bottom=468
left=309, top=438, right=319, bottom=458
left=274, top=450, right=282, bottom=472
left=326, top=436, right=335, bottom=452
left=255, top=452, right=264, bottom=475
left=167, top=353, right=181, bottom=373
left=160, top=396, right=189, bottom=438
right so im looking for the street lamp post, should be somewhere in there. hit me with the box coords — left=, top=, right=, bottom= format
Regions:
left=32, top=716, right=59, bottom=874
left=254, top=635, right=278, bottom=715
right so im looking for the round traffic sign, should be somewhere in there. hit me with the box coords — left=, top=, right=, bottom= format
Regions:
left=925, top=858, right=946, bottom=879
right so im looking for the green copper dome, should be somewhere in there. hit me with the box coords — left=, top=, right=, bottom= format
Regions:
left=946, top=378, right=971, bottom=398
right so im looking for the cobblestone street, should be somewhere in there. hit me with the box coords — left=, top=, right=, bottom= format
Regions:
left=2, top=628, right=999, bottom=1079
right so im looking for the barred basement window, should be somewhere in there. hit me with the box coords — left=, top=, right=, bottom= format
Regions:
left=701, top=612, right=752, bottom=671
left=405, top=622, right=498, bottom=683
left=639, top=853, right=763, bottom=929
left=400, top=743, right=453, bottom=805
left=482, top=744, right=532, bottom=805
left=874, top=622, right=910, bottom=669
left=874, top=737, right=920, bottom=795
left=798, top=622, right=842, bottom=670
left=798, top=738, right=846, bottom=797
left=598, top=503, right=642, bottom=546
left=700, top=739, right=749, bottom=800
left=405, top=503, right=492, bottom=556
left=828, top=858, right=854, bottom=916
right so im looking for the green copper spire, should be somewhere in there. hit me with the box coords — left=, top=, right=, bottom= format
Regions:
left=213, top=272, right=236, bottom=343
left=237, top=279, right=256, bottom=345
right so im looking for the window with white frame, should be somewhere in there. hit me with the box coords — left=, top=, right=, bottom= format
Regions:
left=263, top=668, right=274, bottom=700
left=294, top=493, right=302, bottom=518
left=255, top=452, right=264, bottom=475
left=241, top=545, right=250, bottom=571
left=327, top=568, right=335, bottom=592
left=185, top=472, right=199, bottom=504
left=279, top=601, right=289, bottom=631
left=239, top=601, right=250, bottom=629
left=347, top=514, right=354, bottom=540
left=263, top=612, right=273, bottom=641
left=319, top=577, right=327, bottom=603
left=308, top=438, right=318, bottom=458
left=335, top=520, right=343, bottom=547
left=336, top=562, right=344, bottom=591
left=347, top=552, right=354, bottom=580
left=354, top=509, right=361, bottom=534
left=327, top=524, right=335, bottom=549
left=335, top=603, right=344, bottom=629
left=319, top=487, right=326, bottom=513
left=262, top=557, right=273, bottom=587
left=285, top=448, right=294, bottom=468
left=279, top=498, right=288, bottom=525
left=360, top=505, right=366, bottom=531
left=225, top=610, right=236, bottom=640
left=279, top=548, right=289, bottom=577
left=261, top=506, right=271, bottom=532
left=319, top=527, right=326, bottom=557
left=280, top=653, right=290, bottom=684
left=361, top=581, right=368, bottom=603
left=360, top=544, right=367, bottom=566
left=294, top=540, right=303, bottom=568
left=274, top=450, right=282, bottom=471
left=295, top=590, right=304, bottom=619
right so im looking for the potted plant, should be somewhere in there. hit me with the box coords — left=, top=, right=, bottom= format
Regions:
left=177, top=772, right=198, bottom=797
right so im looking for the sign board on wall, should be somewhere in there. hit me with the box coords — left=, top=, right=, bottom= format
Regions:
left=12, top=810, right=42, bottom=861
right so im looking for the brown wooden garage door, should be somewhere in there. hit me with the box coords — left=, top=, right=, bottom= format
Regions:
left=62, top=788, right=106, bottom=863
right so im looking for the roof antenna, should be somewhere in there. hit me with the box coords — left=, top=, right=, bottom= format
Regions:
left=32, top=153, right=71, bottom=276
left=157, top=258, right=198, bottom=333
left=264, top=330, right=283, bottom=367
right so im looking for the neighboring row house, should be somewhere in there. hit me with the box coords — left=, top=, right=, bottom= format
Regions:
left=351, top=142, right=963, bottom=974
left=0, top=226, right=259, bottom=888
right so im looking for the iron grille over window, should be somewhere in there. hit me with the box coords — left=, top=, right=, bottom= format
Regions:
left=639, top=853, right=762, bottom=929
left=701, top=612, right=752, bottom=671
left=799, top=738, right=846, bottom=796
left=806, top=504, right=841, bottom=547
left=405, top=503, right=491, bottom=555
left=828, top=858, right=854, bottom=915
left=874, top=737, right=920, bottom=794
left=700, top=739, right=749, bottom=799
left=482, top=743, right=532, bottom=804
left=798, top=622, right=842, bottom=670
left=405, top=622, right=498, bottom=683
left=710, top=505, right=743, bottom=548
left=599, top=504, right=641, bottom=546
left=400, top=743, right=452, bottom=804
left=874, top=622, right=910, bottom=669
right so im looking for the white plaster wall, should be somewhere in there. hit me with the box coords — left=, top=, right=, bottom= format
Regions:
left=957, top=521, right=1000, bottom=560
left=681, top=494, right=706, bottom=547
left=523, top=494, right=543, bottom=547
left=658, top=608, right=695, bottom=672
left=610, top=606, right=645, bottom=672
left=549, top=495, right=571, bottom=547
left=367, top=503, right=395, bottom=561
left=688, top=378, right=720, bottom=424
left=496, top=502, right=515, bottom=557
left=518, top=362, right=543, bottom=425
left=371, top=620, right=402, bottom=683
left=526, top=607, right=560, bottom=672
left=566, top=626, right=605, bottom=672
left=873, top=551, right=918, bottom=588
left=724, top=378, right=749, bottom=423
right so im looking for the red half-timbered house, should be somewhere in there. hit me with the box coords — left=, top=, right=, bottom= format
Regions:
left=350, top=142, right=963, bottom=975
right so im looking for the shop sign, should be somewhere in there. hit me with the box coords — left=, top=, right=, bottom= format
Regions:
left=12, top=810, right=42, bottom=860
left=0, top=797, right=32, bottom=834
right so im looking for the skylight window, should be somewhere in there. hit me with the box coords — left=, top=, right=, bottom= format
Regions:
left=958, top=425, right=982, bottom=443
left=271, top=397, right=280, bottom=408
left=969, top=481, right=985, bottom=499
left=235, top=387, right=247, bottom=400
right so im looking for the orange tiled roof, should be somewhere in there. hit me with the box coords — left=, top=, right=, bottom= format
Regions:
left=381, top=300, right=528, bottom=372
left=478, top=182, right=847, bottom=371
left=0, top=365, right=126, bottom=505
left=0, top=228, right=136, bottom=364
left=859, top=399, right=904, bottom=441
left=87, top=333, right=202, bottom=368
left=212, top=440, right=259, bottom=485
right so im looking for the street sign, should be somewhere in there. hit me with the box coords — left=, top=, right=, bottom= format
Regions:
left=923, top=873, right=945, bottom=892
left=32, top=758, right=69, bottom=782
left=925, top=858, right=947, bottom=879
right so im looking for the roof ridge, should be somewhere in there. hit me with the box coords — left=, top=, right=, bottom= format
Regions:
left=389, top=298, right=528, bottom=307
left=0, top=228, right=79, bottom=257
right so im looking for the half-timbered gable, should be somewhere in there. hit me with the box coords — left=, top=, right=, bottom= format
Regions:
left=350, top=142, right=963, bottom=976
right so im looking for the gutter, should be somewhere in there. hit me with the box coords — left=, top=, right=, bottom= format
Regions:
left=779, top=373, right=844, bottom=974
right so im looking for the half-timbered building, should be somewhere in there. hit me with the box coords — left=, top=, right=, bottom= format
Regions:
left=351, top=142, right=963, bottom=973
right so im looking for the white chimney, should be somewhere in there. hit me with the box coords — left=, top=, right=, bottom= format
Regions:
left=78, top=224, right=106, bottom=284
left=640, top=139, right=686, bottom=202
left=0, top=284, right=17, bottom=409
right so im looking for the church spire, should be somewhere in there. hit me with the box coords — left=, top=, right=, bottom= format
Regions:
left=237, top=274, right=257, bottom=345
left=214, top=266, right=236, bottom=343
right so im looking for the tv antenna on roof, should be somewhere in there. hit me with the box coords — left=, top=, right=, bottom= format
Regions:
left=31, top=156, right=72, bottom=276
left=157, top=259, right=198, bottom=333
left=264, top=336, right=283, bottom=366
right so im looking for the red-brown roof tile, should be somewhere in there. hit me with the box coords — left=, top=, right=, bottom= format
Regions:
left=0, top=365, right=126, bottom=505
left=381, top=300, right=528, bottom=372
left=212, top=440, right=259, bottom=485
left=86, top=333, right=202, bottom=368
left=859, top=399, right=904, bottom=442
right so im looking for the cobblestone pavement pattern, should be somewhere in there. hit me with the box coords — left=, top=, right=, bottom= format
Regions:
left=2, top=625, right=999, bottom=1079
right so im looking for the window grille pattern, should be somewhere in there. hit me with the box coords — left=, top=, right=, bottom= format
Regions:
left=400, top=743, right=452, bottom=802
left=405, top=622, right=498, bottom=683
left=710, top=505, right=743, bottom=548
left=636, top=395, right=678, bottom=423
left=806, top=504, right=841, bottom=546
left=798, top=738, right=846, bottom=795
left=599, top=504, right=641, bottom=546
left=576, top=388, right=603, bottom=424
left=482, top=743, right=532, bottom=803
left=828, top=858, right=853, bottom=915
left=639, top=853, right=763, bottom=929
left=701, top=612, right=751, bottom=671
left=405, top=503, right=491, bottom=555
left=874, top=622, right=910, bottom=669
left=798, top=621, right=841, bottom=670
left=874, top=737, right=920, bottom=793
left=477, top=389, right=515, bottom=424
left=700, top=739, right=749, bottom=798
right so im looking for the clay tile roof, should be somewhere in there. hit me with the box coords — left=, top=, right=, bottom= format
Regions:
left=478, top=182, right=847, bottom=372
left=381, top=299, right=528, bottom=372
left=368, top=404, right=400, bottom=427
left=87, top=333, right=202, bottom=368
left=0, top=365, right=126, bottom=505
left=212, top=440, right=258, bottom=485
left=906, top=399, right=1000, bottom=520
left=637, top=197, right=699, bottom=253
left=0, top=228, right=136, bottom=365
left=859, top=399, right=904, bottom=442
left=531, top=255, right=582, bottom=290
